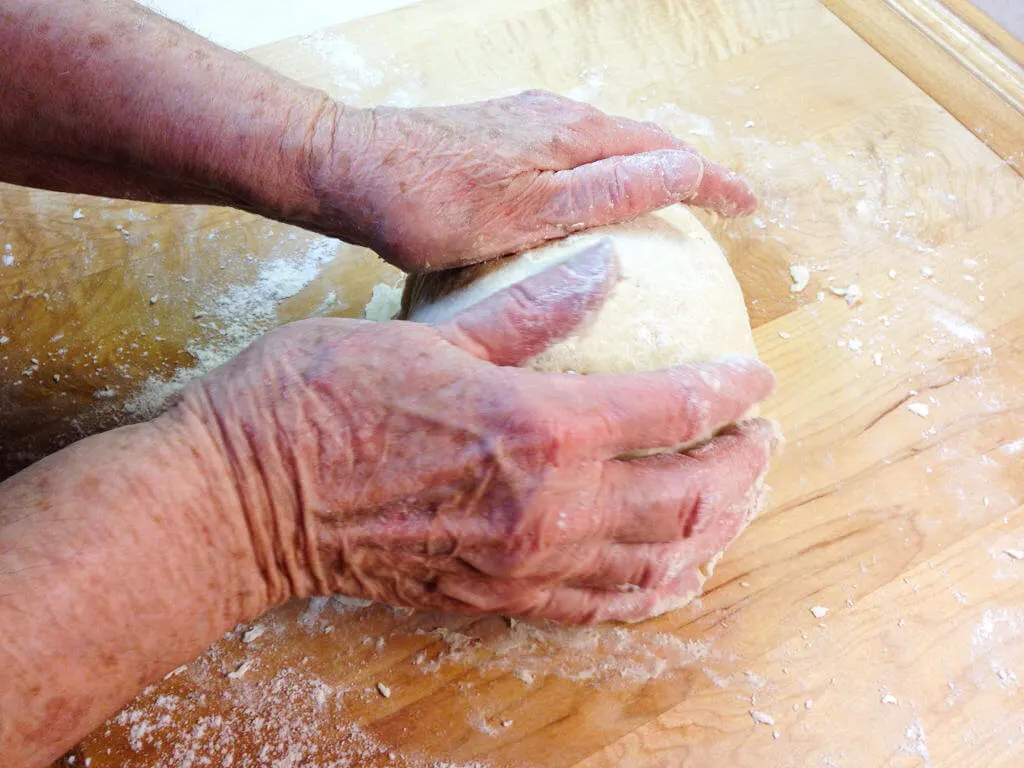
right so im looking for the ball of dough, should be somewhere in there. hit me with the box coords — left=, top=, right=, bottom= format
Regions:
left=402, top=204, right=758, bottom=373
left=401, top=205, right=764, bottom=616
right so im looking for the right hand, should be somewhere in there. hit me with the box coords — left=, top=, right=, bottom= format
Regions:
left=174, top=242, right=777, bottom=624
left=292, top=91, right=757, bottom=271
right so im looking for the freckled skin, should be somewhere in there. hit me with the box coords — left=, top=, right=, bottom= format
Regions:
left=0, top=2, right=770, bottom=766
left=307, top=95, right=757, bottom=271
left=179, top=245, right=778, bottom=623
left=0, top=3, right=756, bottom=273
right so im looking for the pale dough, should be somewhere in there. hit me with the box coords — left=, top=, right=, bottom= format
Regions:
left=401, top=204, right=764, bottom=617
left=403, top=204, right=758, bottom=375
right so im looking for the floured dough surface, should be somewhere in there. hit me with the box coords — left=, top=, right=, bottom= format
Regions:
left=404, top=204, right=758, bottom=374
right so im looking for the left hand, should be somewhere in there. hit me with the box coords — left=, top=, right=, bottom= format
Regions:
left=294, top=91, right=757, bottom=271
left=172, top=243, right=776, bottom=624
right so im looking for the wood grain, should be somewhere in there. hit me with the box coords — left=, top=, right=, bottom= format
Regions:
left=5, top=0, right=1019, bottom=766
left=943, top=0, right=1024, bottom=62
left=824, top=0, right=1024, bottom=173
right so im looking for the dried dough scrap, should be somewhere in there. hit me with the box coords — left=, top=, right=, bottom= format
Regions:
left=401, top=204, right=765, bottom=615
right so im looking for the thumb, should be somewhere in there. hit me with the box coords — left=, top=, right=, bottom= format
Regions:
left=440, top=240, right=619, bottom=366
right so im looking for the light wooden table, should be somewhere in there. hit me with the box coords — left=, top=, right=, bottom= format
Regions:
left=4, top=0, right=1020, bottom=765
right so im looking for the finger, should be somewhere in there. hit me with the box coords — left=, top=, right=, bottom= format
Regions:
left=438, top=240, right=619, bottom=366
left=553, top=357, right=775, bottom=458
left=567, top=115, right=757, bottom=217
left=444, top=424, right=774, bottom=588
left=435, top=569, right=707, bottom=625
left=559, top=113, right=701, bottom=163
left=533, top=150, right=756, bottom=236
left=599, top=419, right=777, bottom=543
left=569, top=485, right=768, bottom=592
left=566, top=572, right=707, bottom=623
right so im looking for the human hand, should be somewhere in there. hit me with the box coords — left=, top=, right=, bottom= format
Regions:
left=176, top=242, right=775, bottom=624
left=296, top=91, right=757, bottom=271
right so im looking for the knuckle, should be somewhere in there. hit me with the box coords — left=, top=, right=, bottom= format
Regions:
left=671, top=384, right=712, bottom=439
left=506, top=395, right=571, bottom=460
left=593, top=163, right=634, bottom=213
left=533, top=179, right=582, bottom=227
left=679, top=470, right=718, bottom=538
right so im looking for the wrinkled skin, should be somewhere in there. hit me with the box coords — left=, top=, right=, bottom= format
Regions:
left=301, top=91, right=758, bottom=271
left=176, top=244, right=777, bottom=624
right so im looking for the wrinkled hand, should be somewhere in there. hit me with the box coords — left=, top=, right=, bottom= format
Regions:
left=176, top=243, right=776, bottom=624
left=301, top=91, right=757, bottom=271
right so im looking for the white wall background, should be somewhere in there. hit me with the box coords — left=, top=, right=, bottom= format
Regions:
left=971, top=0, right=1023, bottom=41
left=137, top=0, right=421, bottom=50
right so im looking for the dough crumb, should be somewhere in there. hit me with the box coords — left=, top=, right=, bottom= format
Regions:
left=810, top=606, right=829, bottom=619
left=906, top=403, right=930, bottom=418
left=829, top=284, right=862, bottom=306
left=376, top=682, right=392, bottom=698
left=881, top=694, right=898, bottom=705
left=514, top=669, right=535, bottom=685
left=227, top=659, right=255, bottom=680
left=363, top=282, right=404, bottom=322
left=72, top=208, right=85, bottom=220
left=750, top=710, right=775, bottom=726
left=789, top=265, right=811, bottom=293
left=242, top=625, right=266, bottom=643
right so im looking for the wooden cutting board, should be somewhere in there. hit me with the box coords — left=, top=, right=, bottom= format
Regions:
left=3, top=0, right=1019, bottom=765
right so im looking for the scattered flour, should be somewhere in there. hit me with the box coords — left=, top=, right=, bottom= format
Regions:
left=899, top=719, right=931, bottom=764
left=91, top=595, right=719, bottom=764
left=300, top=30, right=386, bottom=95
left=410, top=615, right=712, bottom=685
left=105, top=666, right=487, bottom=768
left=124, top=237, right=339, bottom=418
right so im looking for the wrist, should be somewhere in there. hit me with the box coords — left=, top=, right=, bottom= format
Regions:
left=0, top=410, right=280, bottom=764
left=143, top=409, right=278, bottom=625
left=167, top=358, right=335, bottom=608
left=274, top=97, right=377, bottom=244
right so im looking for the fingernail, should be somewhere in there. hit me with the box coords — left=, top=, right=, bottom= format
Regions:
left=564, top=239, right=619, bottom=282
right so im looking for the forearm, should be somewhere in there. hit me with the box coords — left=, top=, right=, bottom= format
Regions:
left=0, top=0, right=335, bottom=216
left=0, top=411, right=270, bottom=768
